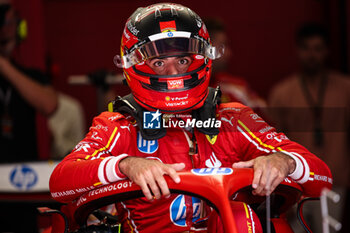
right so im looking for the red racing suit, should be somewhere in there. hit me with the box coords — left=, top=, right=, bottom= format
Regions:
left=49, top=102, right=332, bottom=233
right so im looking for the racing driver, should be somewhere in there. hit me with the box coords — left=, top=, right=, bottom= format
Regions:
left=50, top=3, right=332, bottom=233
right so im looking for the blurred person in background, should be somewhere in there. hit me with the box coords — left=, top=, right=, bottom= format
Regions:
left=269, top=23, right=350, bottom=233
left=205, top=18, right=266, bottom=109
left=0, top=1, right=57, bottom=232
left=0, top=0, right=57, bottom=163
left=48, top=92, right=85, bottom=159
left=46, top=57, right=86, bottom=159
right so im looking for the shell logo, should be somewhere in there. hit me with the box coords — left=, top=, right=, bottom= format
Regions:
left=165, top=96, right=171, bottom=101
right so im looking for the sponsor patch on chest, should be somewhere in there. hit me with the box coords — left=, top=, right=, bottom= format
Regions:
left=205, top=152, right=222, bottom=168
left=137, top=131, right=159, bottom=154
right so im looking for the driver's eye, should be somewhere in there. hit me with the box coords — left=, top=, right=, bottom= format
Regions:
left=154, top=61, right=164, bottom=67
left=178, top=58, right=189, bottom=65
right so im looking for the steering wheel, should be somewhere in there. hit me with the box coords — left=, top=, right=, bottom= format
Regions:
left=51, top=168, right=302, bottom=233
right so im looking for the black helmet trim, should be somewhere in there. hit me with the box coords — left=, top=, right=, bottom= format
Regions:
left=140, top=73, right=205, bottom=92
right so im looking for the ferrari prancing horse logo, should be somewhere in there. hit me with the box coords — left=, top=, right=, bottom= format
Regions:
left=205, top=134, right=217, bottom=144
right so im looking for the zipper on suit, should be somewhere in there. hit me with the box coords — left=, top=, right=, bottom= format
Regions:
left=182, top=129, right=196, bottom=168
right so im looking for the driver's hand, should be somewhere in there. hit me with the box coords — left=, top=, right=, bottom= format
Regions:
left=119, top=157, right=185, bottom=201
left=232, top=153, right=296, bottom=196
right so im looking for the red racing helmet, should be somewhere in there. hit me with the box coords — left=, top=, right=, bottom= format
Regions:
left=114, top=3, right=223, bottom=113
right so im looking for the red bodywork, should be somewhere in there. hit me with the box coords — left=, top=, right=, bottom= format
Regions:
left=44, top=168, right=302, bottom=233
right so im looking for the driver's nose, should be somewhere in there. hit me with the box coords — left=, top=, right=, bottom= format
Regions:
left=166, top=63, right=180, bottom=75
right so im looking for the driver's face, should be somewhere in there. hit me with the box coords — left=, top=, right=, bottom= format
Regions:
left=146, top=56, right=192, bottom=75
left=297, top=36, right=328, bottom=74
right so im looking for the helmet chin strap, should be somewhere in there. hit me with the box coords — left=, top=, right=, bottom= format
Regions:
left=109, top=87, right=221, bottom=140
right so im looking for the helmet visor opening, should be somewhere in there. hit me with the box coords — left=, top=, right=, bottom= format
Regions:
left=115, top=37, right=223, bottom=68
